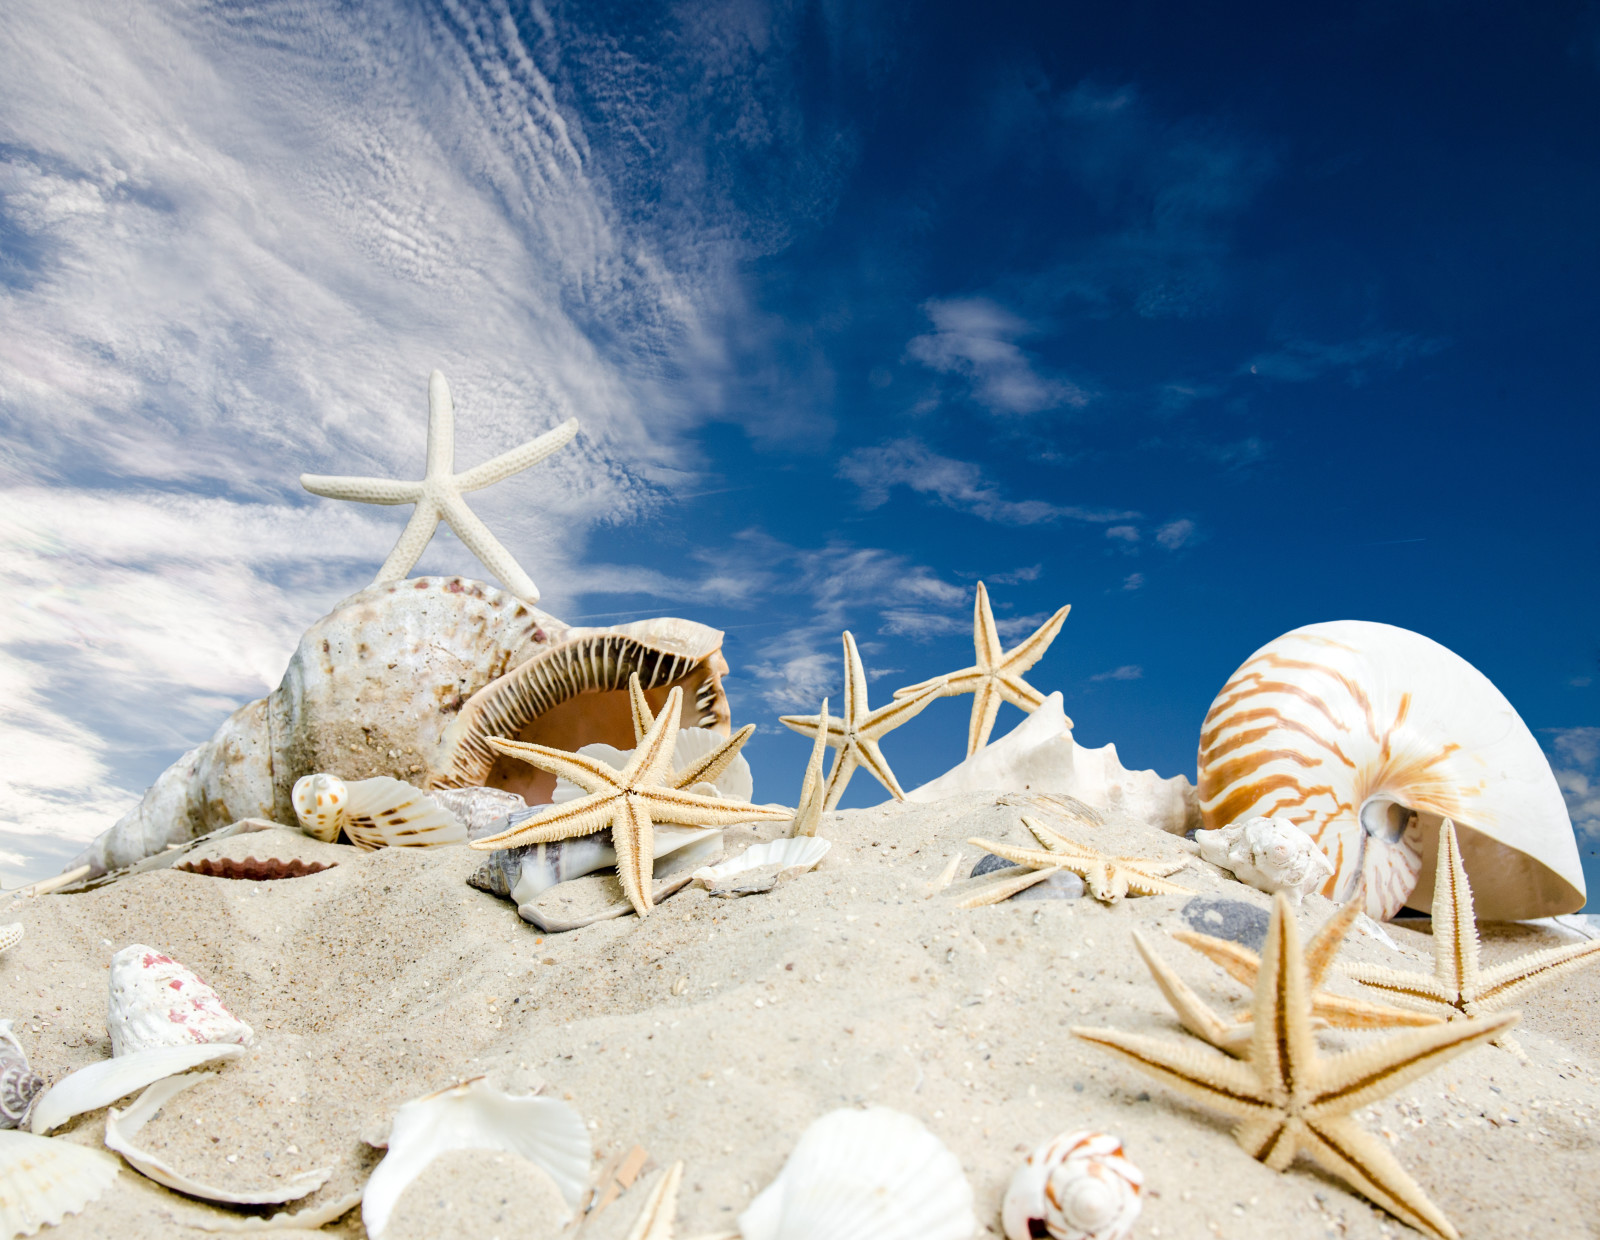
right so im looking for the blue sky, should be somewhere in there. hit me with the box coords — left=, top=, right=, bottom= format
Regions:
left=1, top=0, right=1596, bottom=904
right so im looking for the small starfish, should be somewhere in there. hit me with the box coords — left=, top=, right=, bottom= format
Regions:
left=301, top=370, right=578, bottom=601
left=1075, top=893, right=1519, bottom=1240
left=789, top=698, right=829, bottom=838
left=894, top=581, right=1071, bottom=754
left=473, top=686, right=789, bottom=917
left=1133, top=900, right=1442, bottom=1057
left=962, top=814, right=1194, bottom=906
left=1342, top=818, right=1600, bottom=1056
left=623, top=1160, right=738, bottom=1240
left=779, top=632, right=945, bottom=809
left=624, top=674, right=756, bottom=792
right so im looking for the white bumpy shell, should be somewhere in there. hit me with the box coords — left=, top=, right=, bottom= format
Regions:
left=1002, top=1130, right=1143, bottom=1240
left=1195, top=815, right=1334, bottom=905
left=291, top=774, right=467, bottom=850
left=107, top=945, right=254, bottom=1057
left=0, top=1129, right=118, bottom=1237
left=1197, top=620, right=1584, bottom=920
left=738, top=1106, right=977, bottom=1240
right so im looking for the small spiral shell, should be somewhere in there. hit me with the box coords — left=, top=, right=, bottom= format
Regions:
left=1002, top=1130, right=1143, bottom=1240
left=0, top=1022, right=42, bottom=1129
left=291, top=773, right=348, bottom=842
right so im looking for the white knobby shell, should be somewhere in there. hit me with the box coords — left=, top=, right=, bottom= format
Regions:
left=737, top=1106, right=977, bottom=1240
left=1198, top=620, right=1584, bottom=920
left=692, top=837, right=831, bottom=890
left=107, top=945, right=253, bottom=1057
left=1002, top=1130, right=1142, bottom=1240
left=0, top=926, right=21, bottom=956
left=29, top=1043, right=246, bottom=1135
left=1195, top=816, right=1335, bottom=905
left=0, top=1129, right=118, bottom=1237
left=361, top=1078, right=590, bottom=1240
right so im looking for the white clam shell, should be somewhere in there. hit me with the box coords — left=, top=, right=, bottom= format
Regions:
left=29, top=1043, right=245, bottom=1135
left=107, top=945, right=254, bottom=1057
left=692, top=837, right=830, bottom=891
left=291, top=774, right=466, bottom=851
left=1002, top=1130, right=1143, bottom=1240
left=1198, top=620, right=1583, bottom=920
left=737, top=1106, right=976, bottom=1240
left=1195, top=816, right=1334, bottom=905
left=0, top=1128, right=118, bottom=1237
left=361, top=1078, right=590, bottom=1240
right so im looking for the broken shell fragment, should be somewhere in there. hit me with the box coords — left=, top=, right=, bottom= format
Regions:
left=1194, top=816, right=1334, bottom=906
left=691, top=837, right=830, bottom=898
left=1002, top=1130, right=1143, bottom=1240
left=0, top=1023, right=42, bottom=1131
left=291, top=774, right=466, bottom=851
left=0, top=927, right=21, bottom=956
left=29, top=1043, right=245, bottom=1135
left=107, top=945, right=253, bottom=1057
left=0, top=1128, right=118, bottom=1237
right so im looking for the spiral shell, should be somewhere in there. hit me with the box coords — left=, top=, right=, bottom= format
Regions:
left=290, top=774, right=467, bottom=850
left=1194, top=815, right=1334, bottom=905
left=1002, top=1130, right=1143, bottom=1240
left=1198, top=620, right=1583, bottom=921
left=0, top=1022, right=43, bottom=1130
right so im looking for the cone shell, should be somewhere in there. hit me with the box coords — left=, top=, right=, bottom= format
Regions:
left=0, top=1129, right=118, bottom=1237
left=1198, top=620, right=1583, bottom=920
left=107, top=945, right=253, bottom=1057
left=0, top=1024, right=42, bottom=1131
left=1002, top=1130, right=1143, bottom=1240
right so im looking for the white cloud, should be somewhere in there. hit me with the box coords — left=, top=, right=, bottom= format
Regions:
left=1242, top=333, right=1448, bottom=385
left=1156, top=518, right=1196, bottom=549
left=1122, top=572, right=1145, bottom=591
left=1548, top=727, right=1600, bottom=844
left=1105, top=525, right=1140, bottom=543
left=904, top=298, right=1089, bottom=414
left=1090, top=664, right=1143, bottom=682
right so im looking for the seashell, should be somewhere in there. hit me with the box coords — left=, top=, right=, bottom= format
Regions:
left=1001, top=1130, right=1143, bottom=1240
left=429, top=785, right=529, bottom=839
left=104, top=1072, right=332, bottom=1204
left=185, top=1191, right=365, bottom=1232
left=468, top=822, right=724, bottom=908
left=0, top=1023, right=43, bottom=1130
left=1197, top=620, right=1584, bottom=920
left=361, top=1078, right=590, bottom=1240
left=0, top=1128, right=118, bottom=1236
left=30, top=1043, right=245, bottom=1134
left=108, top=944, right=253, bottom=1057
left=0, top=926, right=21, bottom=956
left=691, top=837, right=830, bottom=898
left=550, top=728, right=753, bottom=806
left=738, top=1106, right=976, bottom=1240
left=1194, top=815, right=1334, bottom=905
left=291, top=774, right=466, bottom=850
left=175, top=857, right=337, bottom=881
left=908, top=694, right=1199, bottom=835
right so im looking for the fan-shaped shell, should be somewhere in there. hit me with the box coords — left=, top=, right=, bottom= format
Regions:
left=107, top=945, right=253, bottom=1057
left=0, top=1024, right=42, bottom=1131
left=737, top=1106, right=976, bottom=1240
left=1002, top=1130, right=1142, bottom=1240
left=1198, top=621, right=1583, bottom=920
left=0, top=1129, right=118, bottom=1236
left=30, top=1043, right=245, bottom=1135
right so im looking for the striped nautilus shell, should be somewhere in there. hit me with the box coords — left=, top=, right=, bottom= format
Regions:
left=1198, top=620, right=1583, bottom=921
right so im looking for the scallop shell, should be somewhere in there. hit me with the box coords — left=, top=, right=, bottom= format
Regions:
left=0, top=926, right=21, bottom=956
left=737, top=1106, right=976, bottom=1240
left=692, top=838, right=831, bottom=897
left=0, top=1129, right=118, bottom=1236
left=107, top=945, right=253, bottom=1057
left=0, top=1024, right=42, bottom=1131
left=1001, top=1130, right=1143, bottom=1240
left=30, top=1043, right=245, bottom=1135
left=290, top=774, right=467, bottom=850
left=1194, top=815, right=1334, bottom=905
left=361, top=1078, right=590, bottom=1240
left=175, top=857, right=337, bottom=881
left=1198, top=620, right=1583, bottom=920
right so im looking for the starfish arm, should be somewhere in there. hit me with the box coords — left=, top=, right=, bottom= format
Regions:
left=1300, top=1118, right=1460, bottom=1240
left=790, top=701, right=829, bottom=837
left=1172, top=930, right=1263, bottom=989
left=994, top=672, right=1048, bottom=714
left=1124, top=857, right=1192, bottom=880
left=1430, top=819, right=1479, bottom=995
left=956, top=866, right=1060, bottom=908
left=612, top=796, right=656, bottom=917
left=469, top=792, right=622, bottom=849
left=841, top=631, right=870, bottom=726
left=893, top=666, right=982, bottom=698
left=299, top=474, right=422, bottom=505
left=966, top=838, right=1065, bottom=872
left=1232, top=1115, right=1297, bottom=1167
left=853, top=736, right=909, bottom=801
left=629, top=673, right=655, bottom=744
left=425, top=370, right=456, bottom=475
left=453, top=418, right=580, bottom=492
left=1019, top=814, right=1078, bottom=855
left=636, top=786, right=793, bottom=829
left=485, top=736, right=626, bottom=792
left=374, top=499, right=443, bottom=582
left=998, top=602, right=1071, bottom=675
left=438, top=494, right=539, bottom=599
left=1311, top=992, right=1445, bottom=1030
left=972, top=581, right=1004, bottom=667
left=674, top=724, right=755, bottom=792
left=821, top=747, right=860, bottom=811
left=1120, top=869, right=1198, bottom=897
left=620, top=687, right=683, bottom=788
left=1310, top=1011, right=1519, bottom=1114
left=1070, top=1026, right=1270, bottom=1119
left=966, top=678, right=1003, bottom=755
left=778, top=713, right=845, bottom=746
left=1133, top=931, right=1247, bottom=1053
left=1249, top=893, right=1315, bottom=1099
left=860, top=676, right=946, bottom=739
left=1471, top=937, right=1600, bottom=1010
left=1338, top=963, right=1458, bottom=1011
left=1305, top=900, right=1364, bottom=987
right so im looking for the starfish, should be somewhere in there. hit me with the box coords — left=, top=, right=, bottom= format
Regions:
left=624, top=674, right=756, bottom=792
left=1074, top=893, right=1519, bottom=1240
left=623, top=1160, right=738, bottom=1240
left=894, top=581, right=1072, bottom=754
left=1342, top=818, right=1600, bottom=1056
left=779, top=632, right=945, bottom=809
left=1133, top=900, right=1442, bottom=1057
left=472, top=686, right=789, bottom=917
left=961, top=814, right=1194, bottom=906
left=301, top=370, right=578, bottom=602
left=788, top=698, right=829, bottom=838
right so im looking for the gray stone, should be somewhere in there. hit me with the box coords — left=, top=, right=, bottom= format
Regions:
left=1181, top=895, right=1271, bottom=950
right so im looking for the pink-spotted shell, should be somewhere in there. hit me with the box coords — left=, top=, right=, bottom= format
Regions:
left=1002, top=1130, right=1143, bottom=1240
left=107, top=945, right=253, bottom=1057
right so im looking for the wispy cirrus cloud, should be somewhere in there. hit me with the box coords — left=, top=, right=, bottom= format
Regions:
left=1090, top=664, right=1143, bottom=682
left=1242, top=332, right=1448, bottom=384
left=1548, top=727, right=1600, bottom=843
left=904, top=298, right=1089, bottom=414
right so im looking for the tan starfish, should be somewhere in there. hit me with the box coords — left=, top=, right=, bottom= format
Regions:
left=625, top=673, right=756, bottom=792
left=473, top=686, right=789, bottom=917
left=779, top=632, right=945, bottom=809
left=1133, top=900, right=1442, bottom=1057
left=788, top=698, right=829, bottom=838
left=894, top=581, right=1071, bottom=754
left=1075, top=893, right=1518, bottom=1240
left=1342, top=818, right=1600, bottom=1056
left=961, top=814, right=1194, bottom=906
left=623, top=1160, right=737, bottom=1240
left=301, top=370, right=578, bottom=602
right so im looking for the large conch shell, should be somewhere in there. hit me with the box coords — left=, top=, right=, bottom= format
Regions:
left=1197, top=620, right=1584, bottom=921
left=76, top=578, right=733, bottom=876
left=1194, top=815, right=1334, bottom=906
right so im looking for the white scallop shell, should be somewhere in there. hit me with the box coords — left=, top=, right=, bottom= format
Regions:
left=104, top=1072, right=333, bottom=1204
left=691, top=837, right=831, bottom=894
left=1198, top=621, right=1583, bottom=920
left=361, top=1078, right=590, bottom=1240
left=0, top=1023, right=43, bottom=1131
left=737, top=1106, right=976, bottom=1240
left=1002, top=1130, right=1143, bottom=1240
left=0, top=926, right=22, bottom=956
left=1194, top=815, right=1335, bottom=905
left=29, top=1043, right=245, bottom=1134
left=291, top=774, right=467, bottom=850
left=108, top=945, right=254, bottom=1057
left=0, top=1128, right=118, bottom=1236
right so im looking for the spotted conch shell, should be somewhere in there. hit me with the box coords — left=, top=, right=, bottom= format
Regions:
left=1195, top=815, right=1334, bottom=905
left=1002, top=1130, right=1143, bottom=1240
left=107, top=945, right=254, bottom=1057
left=1198, top=620, right=1583, bottom=921
left=291, top=774, right=466, bottom=850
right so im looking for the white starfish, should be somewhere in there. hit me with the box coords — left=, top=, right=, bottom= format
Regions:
left=301, top=370, right=578, bottom=602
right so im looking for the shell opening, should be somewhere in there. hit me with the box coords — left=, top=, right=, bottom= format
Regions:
left=1358, top=797, right=1416, bottom=845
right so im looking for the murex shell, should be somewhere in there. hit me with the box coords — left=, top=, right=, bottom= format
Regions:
left=1002, top=1130, right=1143, bottom=1240
left=107, top=945, right=253, bottom=1057
left=1198, top=620, right=1583, bottom=921
left=1195, top=815, right=1334, bottom=906
left=77, top=577, right=734, bottom=875
left=0, top=1022, right=43, bottom=1130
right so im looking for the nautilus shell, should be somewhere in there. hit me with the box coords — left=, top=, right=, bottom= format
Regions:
left=1002, top=1129, right=1143, bottom=1240
left=1198, top=621, right=1583, bottom=921
left=1195, top=815, right=1334, bottom=906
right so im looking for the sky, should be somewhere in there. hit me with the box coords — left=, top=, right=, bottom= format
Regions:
left=1, top=0, right=1596, bottom=906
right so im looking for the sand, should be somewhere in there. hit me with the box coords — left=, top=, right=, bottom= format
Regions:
left=3, top=792, right=1598, bottom=1239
